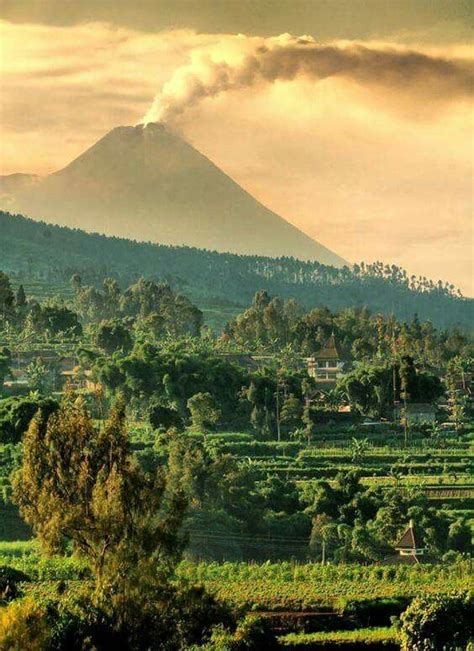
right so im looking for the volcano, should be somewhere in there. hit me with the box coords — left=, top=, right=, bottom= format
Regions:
left=0, top=123, right=345, bottom=266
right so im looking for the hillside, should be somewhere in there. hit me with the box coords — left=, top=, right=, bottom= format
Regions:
left=0, top=122, right=345, bottom=266
left=1, top=211, right=472, bottom=329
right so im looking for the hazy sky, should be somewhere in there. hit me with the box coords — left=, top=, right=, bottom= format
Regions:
left=0, top=0, right=472, bottom=294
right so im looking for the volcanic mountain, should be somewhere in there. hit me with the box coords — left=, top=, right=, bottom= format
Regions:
left=0, top=123, right=345, bottom=266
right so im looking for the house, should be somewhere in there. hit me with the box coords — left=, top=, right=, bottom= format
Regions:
left=307, top=333, right=345, bottom=385
left=394, top=519, right=426, bottom=561
left=381, top=519, right=434, bottom=565
left=393, top=402, right=436, bottom=424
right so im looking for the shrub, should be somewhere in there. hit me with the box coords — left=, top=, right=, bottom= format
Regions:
left=0, top=565, right=31, bottom=603
left=399, top=591, right=473, bottom=650
left=232, top=615, right=279, bottom=650
left=172, top=585, right=234, bottom=647
left=204, top=616, right=278, bottom=650
left=343, top=596, right=410, bottom=627
left=0, top=597, right=51, bottom=651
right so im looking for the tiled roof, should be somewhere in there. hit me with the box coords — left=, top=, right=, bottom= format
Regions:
left=314, top=333, right=340, bottom=360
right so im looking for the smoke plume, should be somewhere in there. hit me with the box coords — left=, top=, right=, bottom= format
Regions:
left=143, top=33, right=473, bottom=124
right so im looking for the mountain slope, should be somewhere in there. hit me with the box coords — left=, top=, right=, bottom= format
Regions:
left=1, top=211, right=471, bottom=329
left=0, top=123, right=345, bottom=266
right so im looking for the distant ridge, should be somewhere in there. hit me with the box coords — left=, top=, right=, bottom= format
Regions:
left=1, top=210, right=471, bottom=329
left=0, top=123, right=346, bottom=267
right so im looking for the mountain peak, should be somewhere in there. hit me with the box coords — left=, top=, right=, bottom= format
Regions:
left=0, top=125, right=346, bottom=267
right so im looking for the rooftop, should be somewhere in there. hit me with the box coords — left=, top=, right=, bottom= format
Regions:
left=314, top=332, right=340, bottom=361
left=395, top=519, right=425, bottom=551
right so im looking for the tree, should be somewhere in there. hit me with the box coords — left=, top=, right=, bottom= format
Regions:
left=25, top=358, right=51, bottom=394
left=32, top=302, right=83, bottom=337
left=0, top=347, right=11, bottom=394
left=400, top=592, right=473, bottom=651
left=0, top=395, right=58, bottom=444
left=280, top=393, right=302, bottom=431
left=15, top=285, right=27, bottom=309
left=95, top=319, right=133, bottom=355
left=148, top=401, right=184, bottom=432
left=336, top=362, right=393, bottom=419
left=0, top=272, right=14, bottom=320
left=70, top=273, right=82, bottom=291
left=448, top=518, right=472, bottom=553
left=301, top=399, right=315, bottom=445
left=12, top=393, right=188, bottom=592
left=310, top=513, right=338, bottom=563
left=187, top=392, right=221, bottom=432
left=445, top=356, right=471, bottom=434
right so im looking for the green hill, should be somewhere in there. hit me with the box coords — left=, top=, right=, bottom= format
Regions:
left=1, top=211, right=472, bottom=329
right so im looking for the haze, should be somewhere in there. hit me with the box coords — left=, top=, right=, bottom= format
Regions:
left=0, top=0, right=472, bottom=294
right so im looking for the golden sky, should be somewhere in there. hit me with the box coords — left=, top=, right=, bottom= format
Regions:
left=0, top=1, right=472, bottom=294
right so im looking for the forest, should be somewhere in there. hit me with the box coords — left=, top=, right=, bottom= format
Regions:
left=1, top=210, right=473, bottom=328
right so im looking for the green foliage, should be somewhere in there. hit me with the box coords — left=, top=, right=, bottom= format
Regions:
left=0, top=584, right=233, bottom=651
left=0, top=565, right=31, bottom=603
left=176, top=559, right=473, bottom=612
left=2, top=211, right=473, bottom=328
left=0, top=271, right=15, bottom=320
left=447, top=518, right=472, bottom=553
left=399, top=591, right=474, bottom=651
left=147, top=400, right=184, bottom=432
left=0, top=597, right=51, bottom=651
left=306, top=471, right=454, bottom=562
left=188, top=392, right=221, bottom=432
left=94, top=318, right=133, bottom=354
left=281, top=627, right=398, bottom=648
left=0, top=395, right=58, bottom=444
left=12, top=393, right=188, bottom=591
left=0, top=346, right=11, bottom=394
left=75, top=276, right=203, bottom=337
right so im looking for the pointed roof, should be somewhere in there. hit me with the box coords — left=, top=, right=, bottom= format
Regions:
left=315, top=332, right=340, bottom=360
left=395, top=520, right=425, bottom=551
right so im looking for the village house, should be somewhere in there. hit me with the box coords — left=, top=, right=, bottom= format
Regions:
left=3, top=350, right=77, bottom=393
left=307, top=332, right=345, bottom=385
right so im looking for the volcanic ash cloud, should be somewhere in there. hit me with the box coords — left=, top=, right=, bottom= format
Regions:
left=143, top=33, right=474, bottom=124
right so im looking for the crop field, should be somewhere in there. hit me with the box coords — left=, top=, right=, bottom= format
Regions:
left=175, top=560, right=472, bottom=612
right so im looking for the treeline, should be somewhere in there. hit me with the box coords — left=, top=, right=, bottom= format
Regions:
left=1, top=211, right=472, bottom=327
left=1, top=274, right=472, bottom=431
left=0, top=271, right=201, bottom=344
left=223, top=290, right=472, bottom=366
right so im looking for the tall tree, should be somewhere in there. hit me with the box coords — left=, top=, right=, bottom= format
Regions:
left=12, top=393, right=188, bottom=591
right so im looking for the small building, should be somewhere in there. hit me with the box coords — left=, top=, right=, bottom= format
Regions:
left=395, top=519, right=426, bottom=561
left=382, top=519, right=434, bottom=565
left=393, top=402, right=436, bottom=424
left=307, top=333, right=345, bottom=384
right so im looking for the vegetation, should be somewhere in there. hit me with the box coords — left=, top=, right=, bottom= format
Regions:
left=399, top=592, right=473, bottom=651
left=281, top=627, right=398, bottom=648
left=2, top=211, right=473, bottom=328
left=0, top=252, right=472, bottom=648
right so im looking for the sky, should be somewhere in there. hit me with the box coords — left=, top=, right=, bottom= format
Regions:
left=0, top=0, right=472, bottom=294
